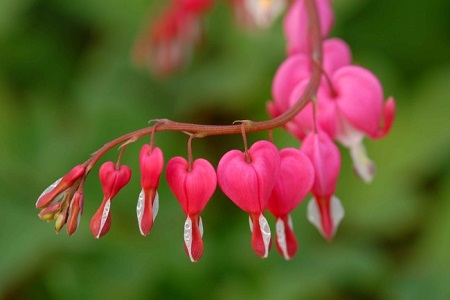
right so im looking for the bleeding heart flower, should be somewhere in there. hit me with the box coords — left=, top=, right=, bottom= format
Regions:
left=217, top=140, right=280, bottom=258
left=137, top=144, right=164, bottom=236
left=90, top=162, right=132, bottom=239
left=284, top=0, right=334, bottom=55
left=267, top=148, right=314, bottom=259
left=301, top=132, right=344, bottom=241
left=166, top=157, right=217, bottom=262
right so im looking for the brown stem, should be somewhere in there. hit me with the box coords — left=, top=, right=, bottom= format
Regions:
left=84, top=0, right=323, bottom=173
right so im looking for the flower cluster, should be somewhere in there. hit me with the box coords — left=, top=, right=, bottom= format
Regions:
left=267, top=0, right=395, bottom=239
left=36, top=0, right=395, bottom=262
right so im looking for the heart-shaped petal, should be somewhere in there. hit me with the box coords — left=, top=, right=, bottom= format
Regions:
left=99, top=162, right=132, bottom=199
left=166, top=157, right=217, bottom=215
left=329, top=66, right=384, bottom=137
left=217, top=140, right=280, bottom=214
left=267, top=148, right=314, bottom=217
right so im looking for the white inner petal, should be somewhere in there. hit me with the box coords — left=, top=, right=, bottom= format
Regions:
left=331, top=195, right=345, bottom=235
left=199, top=216, right=204, bottom=237
left=307, top=197, right=322, bottom=235
left=349, top=142, right=375, bottom=183
left=137, top=189, right=145, bottom=235
left=97, top=199, right=111, bottom=238
left=249, top=215, right=253, bottom=233
left=259, top=214, right=271, bottom=258
left=184, top=216, right=194, bottom=262
left=276, top=218, right=289, bottom=259
left=152, top=191, right=159, bottom=221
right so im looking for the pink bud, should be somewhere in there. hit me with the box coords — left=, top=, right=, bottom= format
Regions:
left=36, top=165, right=85, bottom=209
left=301, top=132, right=343, bottom=240
left=217, top=140, right=280, bottom=258
left=284, top=0, right=334, bottom=55
left=175, top=0, right=213, bottom=15
left=90, top=162, right=132, bottom=238
left=137, top=145, right=164, bottom=236
left=66, top=191, right=84, bottom=236
left=267, top=148, right=314, bottom=259
left=166, top=156, right=217, bottom=262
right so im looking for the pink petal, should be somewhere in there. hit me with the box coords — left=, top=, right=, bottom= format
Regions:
left=136, top=189, right=159, bottom=236
left=300, top=132, right=341, bottom=198
left=322, top=38, right=352, bottom=75
left=331, top=66, right=384, bottom=136
left=140, top=145, right=164, bottom=190
left=267, top=148, right=314, bottom=216
left=99, top=162, right=132, bottom=199
left=66, top=191, right=84, bottom=236
left=217, top=140, right=280, bottom=214
left=370, top=96, right=396, bottom=139
left=166, top=157, right=217, bottom=215
left=284, top=0, right=334, bottom=55
left=289, top=79, right=338, bottom=139
left=272, top=54, right=311, bottom=112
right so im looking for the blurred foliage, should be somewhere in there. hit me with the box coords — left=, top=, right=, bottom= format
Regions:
left=1, top=0, right=450, bottom=299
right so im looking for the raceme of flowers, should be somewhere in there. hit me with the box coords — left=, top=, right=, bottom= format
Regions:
left=36, top=0, right=396, bottom=262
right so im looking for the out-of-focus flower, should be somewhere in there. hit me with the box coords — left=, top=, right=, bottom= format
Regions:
left=229, top=0, right=287, bottom=29
left=284, top=0, right=334, bottom=55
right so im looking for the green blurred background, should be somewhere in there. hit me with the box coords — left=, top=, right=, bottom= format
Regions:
left=1, top=0, right=450, bottom=299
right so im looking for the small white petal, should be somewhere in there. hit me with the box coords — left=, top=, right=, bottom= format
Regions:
left=97, top=199, right=111, bottom=238
left=184, top=216, right=194, bottom=262
left=349, top=142, right=376, bottom=183
left=152, top=191, right=159, bottom=222
left=276, top=218, right=289, bottom=259
left=137, top=189, right=145, bottom=235
left=330, top=195, right=345, bottom=235
left=259, top=214, right=271, bottom=258
left=245, top=0, right=286, bottom=28
left=307, top=196, right=345, bottom=238
left=198, top=216, right=204, bottom=237
left=249, top=215, right=254, bottom=233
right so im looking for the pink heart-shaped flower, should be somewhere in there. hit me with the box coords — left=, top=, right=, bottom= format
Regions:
left=217, top=140, right=280, bottom=214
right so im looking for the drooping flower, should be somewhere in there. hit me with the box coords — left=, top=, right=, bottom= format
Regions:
left=300, top=132, right=344, bottom=241
left=267, top=148, right=314, bottom=259
left=90, top=162, right=132, bottom=239
left=166, top=157, right=217, bottom=262
left=284, top=0, right=334, bottom=55
left=133, top=7, right=201, bottom=76
left=294, top=66, right=395, bottom=181
left=137, top=144, right=164, bottom=236
left=217, top=140, right=280, bottom=258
